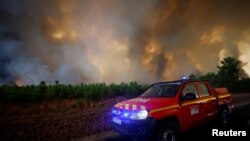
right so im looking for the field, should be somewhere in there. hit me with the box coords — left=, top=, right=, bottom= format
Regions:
left=0, top=82, right=147, bottom=141
left=0, top=97, right=127, bottom=141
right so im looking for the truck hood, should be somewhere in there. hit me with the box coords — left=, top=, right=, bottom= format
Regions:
left=114, top=97, right=176, bottom=111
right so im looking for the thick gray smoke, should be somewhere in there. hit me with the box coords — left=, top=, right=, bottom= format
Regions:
left=0, top=0, right=250, bottom=85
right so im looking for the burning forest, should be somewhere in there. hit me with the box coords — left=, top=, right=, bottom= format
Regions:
left=1, top=0, right=250, bottom=85
left=1, top=1, right=250, bottom=141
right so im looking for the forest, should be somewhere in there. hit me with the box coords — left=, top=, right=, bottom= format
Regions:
left=0, top=81, right=147, bottom=103
left=1, top=57, right=250, bottom=103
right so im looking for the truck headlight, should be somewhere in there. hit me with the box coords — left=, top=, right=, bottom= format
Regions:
left=130, top=110, right=148, bottom=120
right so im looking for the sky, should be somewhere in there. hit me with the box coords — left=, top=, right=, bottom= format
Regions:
left=0, top=0, right=250, bottom=85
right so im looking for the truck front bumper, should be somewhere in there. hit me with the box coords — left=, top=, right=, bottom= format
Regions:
left=111, top=116, right=157, bottom=137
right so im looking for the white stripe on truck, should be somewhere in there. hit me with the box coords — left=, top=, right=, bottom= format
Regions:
left=132, top=105, right=137, bottom=110
left=125, top=104, right=129, bottom=109
left=140, top=105, right=146, bottom=110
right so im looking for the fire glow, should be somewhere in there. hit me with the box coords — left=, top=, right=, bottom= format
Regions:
left=0, top=0, right=250, bottom=85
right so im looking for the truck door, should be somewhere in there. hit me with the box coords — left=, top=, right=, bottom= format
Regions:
left=197, top=83, right=217, bottom=122
left=180, top=83, right=203, bottom=130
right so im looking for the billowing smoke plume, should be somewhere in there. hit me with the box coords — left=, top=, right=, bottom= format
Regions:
left=1, top=0, right=250, bottom=85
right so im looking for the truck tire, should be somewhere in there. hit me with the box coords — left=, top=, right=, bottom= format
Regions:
left=219, top=108, right=229, bottom=127
left=157, top=122, right=180, bottom=141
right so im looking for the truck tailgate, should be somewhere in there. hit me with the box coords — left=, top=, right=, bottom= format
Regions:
left=215, top=87, right=233, bottom=113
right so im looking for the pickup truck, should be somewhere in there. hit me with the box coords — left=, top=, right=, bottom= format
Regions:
left=111, top=80, right=233, bottom=141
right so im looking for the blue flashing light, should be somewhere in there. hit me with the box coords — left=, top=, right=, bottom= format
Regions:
left=182, top=76, right=188, bottom=80
left=123, top=112, right=129, bottom=117
left=112, top=108, right=121, bottom=115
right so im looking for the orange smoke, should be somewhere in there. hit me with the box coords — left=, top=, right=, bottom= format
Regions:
left=1, top=0, right=250, bottom=85
left=15, top=80, right=23, bottom=87
left=39, top=0, right=249, bottom=83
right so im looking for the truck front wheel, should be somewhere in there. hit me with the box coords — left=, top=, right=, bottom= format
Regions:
left=157, top=122, right=180, bottom=141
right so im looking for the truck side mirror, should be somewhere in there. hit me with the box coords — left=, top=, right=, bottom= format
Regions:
left=182, top=93, right=196, bottom=100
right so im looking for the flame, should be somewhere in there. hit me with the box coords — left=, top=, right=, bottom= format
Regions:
left=15, top=80, right=23, bottom=87
left=51, top=31, right=65, bottom=39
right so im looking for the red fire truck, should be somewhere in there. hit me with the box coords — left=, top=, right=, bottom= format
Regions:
left=111, top=80, right=233, bottom=141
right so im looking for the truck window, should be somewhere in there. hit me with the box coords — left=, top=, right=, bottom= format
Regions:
left=182, top=84, right=199, bottom=98
left=141, top=84, right=180, bottom=98
left=198, top=83, right=210, bottom=97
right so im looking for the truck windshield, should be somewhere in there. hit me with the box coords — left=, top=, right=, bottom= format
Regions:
left=141, top=84, right=180, bottom=98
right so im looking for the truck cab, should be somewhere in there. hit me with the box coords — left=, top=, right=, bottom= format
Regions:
left=111, top=80, right=233, bottom=141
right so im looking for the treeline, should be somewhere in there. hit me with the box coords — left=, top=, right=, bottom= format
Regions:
left=190, top=57, right=250, bottom=92
left=1, top=57, right=249, bottom=103
left=0, top=81, right=148, bottom=103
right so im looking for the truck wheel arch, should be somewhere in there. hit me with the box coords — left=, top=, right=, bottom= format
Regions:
left=157, top=116, right=180, bottom=131
left=155, top=117, right=181, bottom=141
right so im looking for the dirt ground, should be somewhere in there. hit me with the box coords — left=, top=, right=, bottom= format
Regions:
left=0, top=97, right=126, bottom=141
